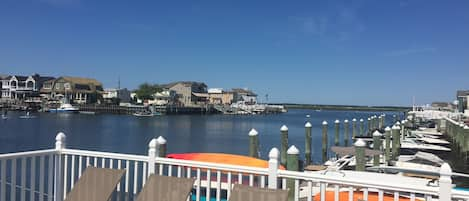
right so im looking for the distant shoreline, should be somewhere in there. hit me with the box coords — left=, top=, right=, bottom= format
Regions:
left=279, top=103, right=411, bottom=112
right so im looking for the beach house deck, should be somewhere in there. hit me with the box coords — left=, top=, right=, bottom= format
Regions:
left=0, top=132, right=468, bottom=201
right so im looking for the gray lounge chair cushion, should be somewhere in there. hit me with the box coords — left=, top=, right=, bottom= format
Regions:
left=65, top=167, right=125, bottom=201
left=136, top=174, right=196, bottom=201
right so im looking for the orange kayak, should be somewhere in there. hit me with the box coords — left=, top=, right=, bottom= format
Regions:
left=314, top=191, right=420, bottom=201
left=167, top=153, right=285, bottom=170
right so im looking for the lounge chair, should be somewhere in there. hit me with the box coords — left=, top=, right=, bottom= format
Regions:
left=135, top=174, right=196, bottom=201
left=228, top=184, right=289, bottom=201
left=65, top=167, right=125, bottom=201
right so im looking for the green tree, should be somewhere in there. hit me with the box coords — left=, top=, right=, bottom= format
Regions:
left=135, top=83, right=163, bottom=100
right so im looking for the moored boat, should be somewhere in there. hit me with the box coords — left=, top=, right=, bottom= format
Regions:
left=49, top=103, right=79, bottom=113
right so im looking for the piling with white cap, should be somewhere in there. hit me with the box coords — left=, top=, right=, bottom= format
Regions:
left=359, top=119, right=364, bottom=136
left=384, top=126, right=392, bottom=164
left=286, top=145, right=299, bottom=201
left=305, top=122, right=312, bottom=165
left=391, top=125, right=401, bottom=160
left=249, top=128, right=259, bottom=158
left=373, top=130, right=383, bottom=166
left=354, top=139, right=366, bottom=171
left=352, top=118, right=357, bottom=139
left=334, top=119, right=340, bottom=146
left=322, top=121, right=328, bottom=163
left=344, top=119, right=350, bottom=146
left=280, top=125, right=289, bottom=166
left=367, top=117, right=372, bottom=135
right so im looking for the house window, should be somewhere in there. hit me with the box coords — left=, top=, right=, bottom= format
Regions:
left=10, top=81, right=17, bottom=88
left=27, top=81, right=34, bottom=89
left=64, top=83, right=71, bottom=90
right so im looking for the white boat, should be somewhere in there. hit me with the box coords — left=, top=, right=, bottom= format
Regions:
left=400, top=139, right=451, bottom=153
left=133, top=111, right=155, bottom=117
left=19, top=112, right=37, bottom=119
left=1, top=114, right=7, bottom=120
left=49, top=103, right=79, bottom=113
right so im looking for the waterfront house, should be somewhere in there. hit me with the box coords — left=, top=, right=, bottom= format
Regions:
left=166, top=81, right=208, bottom=106
left=40, top=76, right=103, bottom=104
left=0, top=74, right=54, bottom=100
left=148, top=89, right=176, bottom=106
left=103, top=88, right=131, bottom=104
left=232, top=88, right=257, bottom=105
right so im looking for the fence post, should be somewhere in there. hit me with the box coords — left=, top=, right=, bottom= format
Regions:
left=286, top=146, right=299, bottom=201
left=280, top=125, right=289, bottom=167
left=148, top=138, right=157, bottom=176
left=354, top=139, right=366, bottom=171
left=54, top=132, right=66, bottom=201
left=439, top=163, right=452, bottom=201
left=372, top=130, right=382, bottom=166
left=305, top=122, right=312, bottom=166
left=344, top=119, right=349, bottom=146
left=334, top=120, right=340, bottom=146
left=322, top=121, right=328, bottom=163
left=249, top=128, right=259, bottom=158
left=156, top=136, right=167, bottom=157
left=352, top=118, right=357, bottom=139
left=268, top=148, right=279, bottom=189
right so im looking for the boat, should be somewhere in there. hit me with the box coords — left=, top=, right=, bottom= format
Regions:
left=133, top=110, right=155, bottom=117
left=1, top=109, right=7, bottom=120
left=19, top=112, right=37, bottom=119
left=400, top=139, right=451, bottom=155
left=49, top=103, right=79, bottom=113
left=167, top=153, right=286, bottom=170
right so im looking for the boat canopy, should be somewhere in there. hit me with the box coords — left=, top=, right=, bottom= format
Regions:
left=331, top=146, right=382, bottom=157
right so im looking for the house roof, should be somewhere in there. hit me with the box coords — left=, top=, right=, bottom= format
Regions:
left=60, top=76, right=102, bottom=86
left=0, top=74, right=8, bottom=79
left=165, top=81, right=207, bottom=88
left=457, top=90, right=469, bottom=97
left=13, top=75, right=29, bottom=81
left=232, top=88, right=257, bottom=96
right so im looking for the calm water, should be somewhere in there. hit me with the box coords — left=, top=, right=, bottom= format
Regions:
left=1, top=109, right=403, bottom=163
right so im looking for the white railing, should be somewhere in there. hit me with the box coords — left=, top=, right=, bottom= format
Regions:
left=1, top=132, right=468, bottom=201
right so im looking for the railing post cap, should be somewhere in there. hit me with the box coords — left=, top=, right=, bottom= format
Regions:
left=440, top=163, right=452, bottom=175
left=352, top=118, right=357, bottom=121
left=354, top=139, right=366, bottom=147
left=55, top=132, right=66, bottom=141
left=322, top=121, right=328, bottom=125
left=335, top=119, right=340, bottom=124
left=305, top=122, right=312, bottom=128
left=249, top=128, right=258, bottom=136
left=156, top=136, right=167, bottom=144
left=344, top=119, right=349, bottom=123
left=268, top=148, right=280, bottom=159
left=385, top=126, right=391, bottom=131
left=359, top=119, right=364, bottom=122
left=287, top=145, right=300, bottom=155
left=280, top=125, right=288, bottom=131
left=373, top=130, right=383, bottom=136
left=149, top=138, right=158, bottom=149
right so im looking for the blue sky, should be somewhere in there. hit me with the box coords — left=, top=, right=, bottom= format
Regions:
left=1, top=0, right=469, bottom=106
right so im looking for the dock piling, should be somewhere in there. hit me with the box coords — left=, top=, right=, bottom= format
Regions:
left=280, top=125, right=289, bottom=167
left=305, top=122, right=312, bottom=165
left=359, top=119, right=364, bottom=136
left=384, top=127, right=391, bottom=164
left=334, top=120, right=340, bottom=146
left=352, top=118, right=357, bottom=139
left=322, top=121, right=328, bottom=163
left=391, top=125, right=401, bottom=160
left=286, top=145, right=299, bottom=201
left=344, top=119, right=349, bottom=146
left=249, top=129, right=259, bottom=158
left=373, top=130, right=382, bottom=166
left=355, top=139, right=366, bottom=171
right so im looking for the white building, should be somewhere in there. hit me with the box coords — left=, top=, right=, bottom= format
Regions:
left=1, top=74, right=54, bottom=100
left=103, top=88, right=131, bottom=103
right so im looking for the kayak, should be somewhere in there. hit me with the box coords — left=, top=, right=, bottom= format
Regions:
left=167, top=153, right=285, bottom=170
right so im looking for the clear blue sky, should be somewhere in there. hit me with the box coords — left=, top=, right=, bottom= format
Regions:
left=1, top=0, right=469, bottom=106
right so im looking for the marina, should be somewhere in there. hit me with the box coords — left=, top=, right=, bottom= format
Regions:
left=1, top=109, right=469, bottom=201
